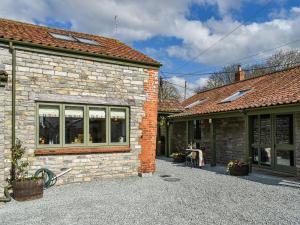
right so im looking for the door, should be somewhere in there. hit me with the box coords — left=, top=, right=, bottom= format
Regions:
left=250, top=114, right=272, bottom=167
left=250, top=113, right=296, bottom=173
left=274, top=114, right=295, bottom=172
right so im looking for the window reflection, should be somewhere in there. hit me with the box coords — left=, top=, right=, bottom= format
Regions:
left=39, top=106, right=60, bottom=145
left=110, top=109, right=126, bottom=143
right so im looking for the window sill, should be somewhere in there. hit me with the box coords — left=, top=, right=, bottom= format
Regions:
left=34, top=146, right=131, bottom=155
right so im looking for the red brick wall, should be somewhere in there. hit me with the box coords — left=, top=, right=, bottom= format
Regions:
left=138, top=69, right=158, bottom=173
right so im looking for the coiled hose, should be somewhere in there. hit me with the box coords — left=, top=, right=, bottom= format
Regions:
left=34, top=168, right=57, bottom=188
left=1, top=168, right=61, bottom=202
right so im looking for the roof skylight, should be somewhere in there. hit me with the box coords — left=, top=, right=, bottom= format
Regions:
left=185, top=97, right=209, bottom=109
left=49, top=32, right=76, bottom=41
left=220, top=89, right=250, bottom=103
left=75, top=37, right=100, bottom=45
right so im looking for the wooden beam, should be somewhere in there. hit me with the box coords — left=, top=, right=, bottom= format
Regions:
left=167, top=122, right=173, bottom=157
left=186, top=121, right=189, bottom=148
left=209, top=118, right=216, bottom=166
left=244, top=115, right=252, bottom=173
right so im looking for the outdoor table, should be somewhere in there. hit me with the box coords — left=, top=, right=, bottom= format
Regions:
left=185, top=149, right=205, bottom=167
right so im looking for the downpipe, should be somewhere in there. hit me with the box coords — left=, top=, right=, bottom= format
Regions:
left=0, top=42, right=16, bottom=203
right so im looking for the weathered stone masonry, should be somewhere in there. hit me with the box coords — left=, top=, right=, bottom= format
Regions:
left=0, top=86, right=5, bottom=198
left=0, top=46, right=158, bottom=189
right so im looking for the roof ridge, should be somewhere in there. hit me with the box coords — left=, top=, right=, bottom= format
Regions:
left=184, top=64, right=300, bottom=104
left=0, top=18, right=161, bottom=66
left=0, top=17, right=120, bottom=43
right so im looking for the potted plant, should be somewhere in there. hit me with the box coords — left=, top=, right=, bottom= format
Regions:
left=11, top=140, right=43, bottom=201
left=227, top=160, right=249, bottom=176
left=170, top=152, right=186, bottom=163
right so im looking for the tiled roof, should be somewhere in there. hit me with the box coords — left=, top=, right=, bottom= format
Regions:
left=0, top=18, right=160, bottom=66
left=158, top=100, right=184, bottom=113
left=172, top=65, right=300, bottom=118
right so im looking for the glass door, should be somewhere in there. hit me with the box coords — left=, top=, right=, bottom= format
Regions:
left=250, top=113, right=296, bottom=173
left=250, top=114, right=272, bottom=167
left=274, top=114, right=295, bottom=171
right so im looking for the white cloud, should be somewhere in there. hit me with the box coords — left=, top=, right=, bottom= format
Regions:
left=0, top=0, right=300, bottom=69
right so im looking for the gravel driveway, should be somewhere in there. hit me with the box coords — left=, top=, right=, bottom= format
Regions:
left=0, top=158, right=299, bottom=225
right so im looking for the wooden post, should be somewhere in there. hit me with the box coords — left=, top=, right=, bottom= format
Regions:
left=167, top=122, right=173, bottom=157
left=186, top=121, right=189, bottom=148
left=244, top=115, right=252, bottom=173
left=209, top=118, right=216, bottom=166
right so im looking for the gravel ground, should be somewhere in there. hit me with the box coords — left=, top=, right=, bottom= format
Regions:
left=0, top=157, right=300, bottom=225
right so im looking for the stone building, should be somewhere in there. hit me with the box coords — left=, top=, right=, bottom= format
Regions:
left=0, top=18, right=161, bottom=198
left=162, top=66, right=300, bottom=178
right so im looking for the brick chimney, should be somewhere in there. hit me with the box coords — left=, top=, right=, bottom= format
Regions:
left=235, top=65, right=245, bottom=82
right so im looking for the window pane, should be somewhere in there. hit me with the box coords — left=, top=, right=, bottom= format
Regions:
left=276, top=150, right=294, bottom=167
left=260, top=115, right=271, bottom=146
left=39, top=106, right=60, bottom=145
left=276, top=115, right=293, bottom=145
left=89, top=108, right=106, bottom=143
left=252, top=147, right=258, bottom=164
left=261, top=147, right=271, bottom=166
left=188, top=121, right=194, bottom=145
left=110, top=109, right=127, bottom=143
left=194, top=120, right=201, bottom=140
left=49, top=32, right=76, bottom=41
left=65, top=106, right=84, bottom=144
left=251, top=116, right=259, bottom=144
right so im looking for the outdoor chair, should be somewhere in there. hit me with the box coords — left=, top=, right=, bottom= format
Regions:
left=185, top=151, right=198, bottom=167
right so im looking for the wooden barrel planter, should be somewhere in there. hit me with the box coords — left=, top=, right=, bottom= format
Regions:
left=229, top=164, right=249, bottom=176
left=13, top=178, right=44, bottom=201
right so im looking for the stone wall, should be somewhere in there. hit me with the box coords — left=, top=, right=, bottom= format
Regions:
left=294, top=112, right=300, bottom=177
left=0, top=86, right=4, bottom=198
left=215, top=117, right=246, bottom=164
left=0, top=46, right=158, bottom=185
left=0, top=46, right=11, bottom=198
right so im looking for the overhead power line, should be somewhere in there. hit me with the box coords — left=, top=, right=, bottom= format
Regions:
left=164, top=0, right=272, bottom=74
left=161, top=60, right=300, bottom=93
left=161, top=38, right=300, bottom=78
left=162, top=60, right=300, bottom=79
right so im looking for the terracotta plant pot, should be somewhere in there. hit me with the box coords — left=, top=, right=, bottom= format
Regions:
left=229, top=164, right=249, bottom=176
left=13, top=178, right=44, bottom=201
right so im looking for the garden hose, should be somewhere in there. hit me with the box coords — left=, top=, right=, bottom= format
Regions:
left=0, top=185, right=12, bottom=203
left=34, top=168, right=57, bottom=188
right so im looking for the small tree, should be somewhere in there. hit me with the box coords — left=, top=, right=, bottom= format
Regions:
left=198, top=50, right=300, bottom=91
left=159, top=78, right=181, bottom=101
left=10, top=139, right=29, bottom=182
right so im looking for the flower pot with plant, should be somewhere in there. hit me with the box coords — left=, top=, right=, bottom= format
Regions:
left=227, top=160, right=249, bottom=176
left=11, top=140, right=43, bottom=201
left=170, top=152, right=186, bottom=163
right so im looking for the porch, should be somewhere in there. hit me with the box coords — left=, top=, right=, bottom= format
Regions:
left=164, top=105, right=300, bottom=178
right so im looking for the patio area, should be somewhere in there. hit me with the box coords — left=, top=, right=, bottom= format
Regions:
left=0, top=158, right=299, bottom=225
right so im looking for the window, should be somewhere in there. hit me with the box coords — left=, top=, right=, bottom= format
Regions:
left=49, top=32, right=76, bottom=41
left=275, top=115, right=293, bottom=145
left=187, top=120, right=201, bottom=148
left=220, top=89, right=250, bottom=103
left=185, top=98, right=208, bottom=109
left=65, top=106, right=84, bottom=144
left=110, top=108, right=127, bottom=143
left=37, top=103, right=129, bottom=148
left=89, top=108, right=106, bottom=144
left=38, top=105, right=60, bottom=145
left=75, top=37, right=100, bottom=45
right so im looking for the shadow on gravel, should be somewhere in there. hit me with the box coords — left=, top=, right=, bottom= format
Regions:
left=156, top=156, right=300, bottom=189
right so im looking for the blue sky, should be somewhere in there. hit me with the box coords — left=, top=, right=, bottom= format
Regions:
left=1, top=0, right=300, bottom=97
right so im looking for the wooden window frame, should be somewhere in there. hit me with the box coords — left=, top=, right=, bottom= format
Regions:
left=36, top=103, right=130, bottom=150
